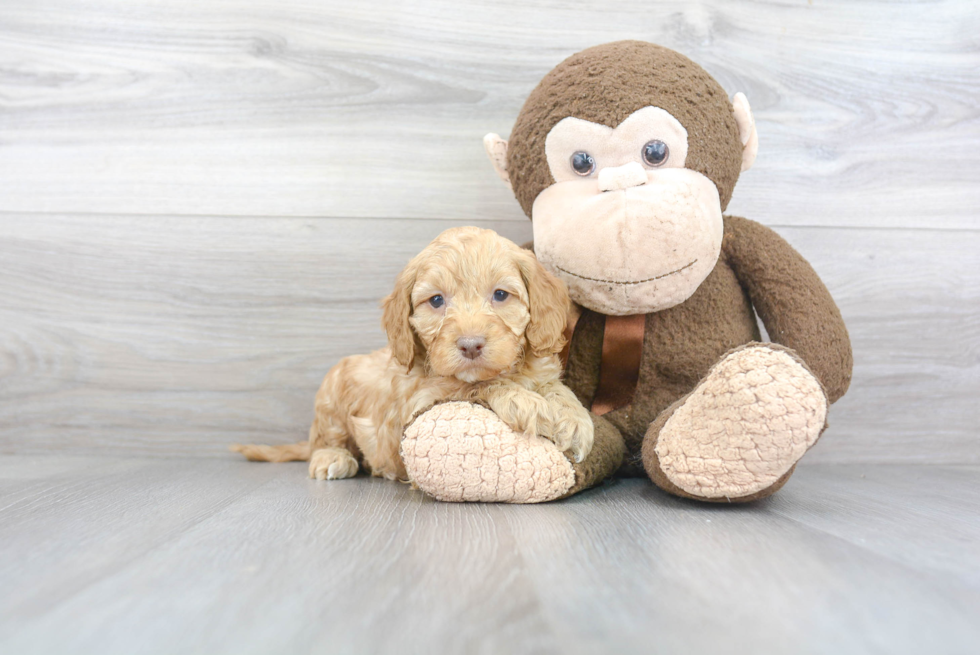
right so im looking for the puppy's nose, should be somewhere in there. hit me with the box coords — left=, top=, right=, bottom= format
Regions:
left=457, top=336, right=486, bottom=360
left=598, top=162, right=648, bottom=192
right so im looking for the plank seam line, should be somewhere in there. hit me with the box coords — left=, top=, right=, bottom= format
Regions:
left=0, top=210, right=977, bottom=233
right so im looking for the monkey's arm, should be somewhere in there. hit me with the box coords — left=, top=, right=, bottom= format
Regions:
left=722, top=215, right=852, bottom=403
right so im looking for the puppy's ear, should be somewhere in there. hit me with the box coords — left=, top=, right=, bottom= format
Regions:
left=516, top=249, right=570, bottom=357
left=381, top=261, right=421, bottom=371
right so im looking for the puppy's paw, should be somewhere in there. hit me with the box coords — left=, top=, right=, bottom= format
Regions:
left=309, top=447, right=359, bottom=481
left=550, top=406, right=595, bottom=463
left=489, top=389, right=551, bottom=440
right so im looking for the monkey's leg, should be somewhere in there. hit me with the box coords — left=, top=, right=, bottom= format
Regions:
left=558, top=412, right=624, bottom=499
left=641, top=343, right=828, bottom=502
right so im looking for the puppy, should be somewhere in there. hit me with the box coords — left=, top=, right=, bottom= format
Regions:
left=231, top=226, right=593, bottom=481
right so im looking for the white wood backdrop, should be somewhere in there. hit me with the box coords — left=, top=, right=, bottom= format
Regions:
left=1, top=0, right=978, bottom=462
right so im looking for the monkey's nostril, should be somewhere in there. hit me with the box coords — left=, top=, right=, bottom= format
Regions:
left=457, top=336, right=486, bottom=360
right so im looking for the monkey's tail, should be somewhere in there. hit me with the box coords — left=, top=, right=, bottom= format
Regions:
left=229, top=441, right=311, bottom=462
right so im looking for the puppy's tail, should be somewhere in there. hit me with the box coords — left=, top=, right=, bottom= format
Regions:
left=229, top=441, right=311, bottom=462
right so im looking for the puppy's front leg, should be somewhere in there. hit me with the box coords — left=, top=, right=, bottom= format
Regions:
left=309, top=447, right=359, bottom=480
left=538, top=381, right=594, bottom=463
left=483, top=382, right=553, bottom=442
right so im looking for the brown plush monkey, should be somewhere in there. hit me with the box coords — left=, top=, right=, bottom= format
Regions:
left=403, top=41, right=851, bottom=503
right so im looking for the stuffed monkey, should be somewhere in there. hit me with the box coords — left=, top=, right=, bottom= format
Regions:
left=402, top=41, right=852, bottom=503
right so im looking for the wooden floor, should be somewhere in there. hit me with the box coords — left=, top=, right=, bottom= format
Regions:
left=1, top=456, right=978, bottom=654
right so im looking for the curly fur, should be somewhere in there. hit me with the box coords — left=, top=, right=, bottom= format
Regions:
left=231, top=227, right=594, bottom=480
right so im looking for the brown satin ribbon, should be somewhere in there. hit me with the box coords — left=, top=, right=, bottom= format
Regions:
left=590, top=314, right=646, bottom=416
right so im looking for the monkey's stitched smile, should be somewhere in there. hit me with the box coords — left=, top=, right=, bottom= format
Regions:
left=553, top=259, right=698, bottom=286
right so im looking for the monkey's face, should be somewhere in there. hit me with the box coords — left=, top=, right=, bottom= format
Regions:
left=484, top=42, right=758, bottom=317
left=531, top=106, right=724, bottom=316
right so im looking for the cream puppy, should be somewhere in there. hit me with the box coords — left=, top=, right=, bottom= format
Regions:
left=232, top=227, right=593, bottom=481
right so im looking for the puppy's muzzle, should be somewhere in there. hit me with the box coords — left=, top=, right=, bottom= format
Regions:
left=457, top=336, right=486, bottom=360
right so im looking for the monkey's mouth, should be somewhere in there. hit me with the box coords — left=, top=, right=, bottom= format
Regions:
left=553, top=259, right=697, bottom=286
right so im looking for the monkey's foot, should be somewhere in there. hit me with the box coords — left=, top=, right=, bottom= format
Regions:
left=642, top=344, right=828, bottom=501
left=403, top=402, right=625, bottom=503
left=402, top=402, right=575, bottom=503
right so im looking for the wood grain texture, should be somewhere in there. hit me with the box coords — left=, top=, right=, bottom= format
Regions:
left=0, top=214, right=531, bottom=455
left=1, top=0, right=978, bottom=227
left=1, top=457, right=978, bottom=654
left=1, top=214, right=977, bottom=462
left=0, top=456, right=282, bottom=625
left=2, top=4, right=977, bottom=650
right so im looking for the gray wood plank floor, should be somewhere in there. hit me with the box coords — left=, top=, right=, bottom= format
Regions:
left=1, top=0, right=977, bottom=228
left=2, top=0, right=978, bottom=462
left=1, top=456, right=978, bottom=655
left=3, top=214, right=977, bottom=463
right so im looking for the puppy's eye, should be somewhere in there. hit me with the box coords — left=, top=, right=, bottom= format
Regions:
left=642, top=140, right=669, bottom=167
left=570, top=151, right=596, bottom=176
left=428, top=295, right=445, bottom=308
left=492, top=289, right=510, bottom=302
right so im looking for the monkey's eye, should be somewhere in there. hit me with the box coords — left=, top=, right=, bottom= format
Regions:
left=570, top=151, right=596, bottom=176
left=492, top=289, right=510, bottom=302
left=428, top=295, right=445, bottom=309
left=642, top=140, right=669, bottom=167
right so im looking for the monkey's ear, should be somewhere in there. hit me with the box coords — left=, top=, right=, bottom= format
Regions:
left=732, top=92, right=759, bottom=173
left=483, top=133, right=512, bottom=189
left=381, top=264, right=420, bottom=371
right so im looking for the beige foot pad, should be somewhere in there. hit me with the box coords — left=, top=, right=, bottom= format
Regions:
left=655, top=346, right=828, bottom=499
left=402, top=402, right=576, bottom=503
